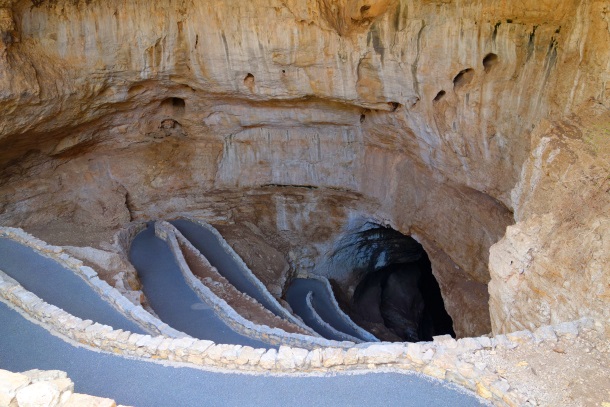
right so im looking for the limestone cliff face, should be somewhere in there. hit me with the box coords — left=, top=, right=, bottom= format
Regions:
left=0, top=0, right=608, bottom=337
left=489, top=102, right=610, bottom=333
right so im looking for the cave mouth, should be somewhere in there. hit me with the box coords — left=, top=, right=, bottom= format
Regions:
left=330, top=225, right=455, bottom=342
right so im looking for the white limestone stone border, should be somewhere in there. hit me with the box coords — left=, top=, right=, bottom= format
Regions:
left=305, top=274, right=379, bottom=342
left=0, top=227, right=185, bottom=338
left=2, top=262, right=602, bottom=407
left=176, top=216, right=314, bottom=332
left=156, top=221, right=355, bottom=349
left=0, top=368, right=130, bottom=407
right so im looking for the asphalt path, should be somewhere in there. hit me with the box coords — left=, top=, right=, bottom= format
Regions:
left=171, top=219, right=283, bottom=317
left=129, top=224, right=269, bottom=348
left=286, top=278, right=368, bottom=341
left=0, top=238, right=146, bottom=334
left=285, top=279, right=352, bottom=341
left=0, top=301, right=487, bottom=407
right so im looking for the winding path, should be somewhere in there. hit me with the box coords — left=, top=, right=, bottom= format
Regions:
left=286, top=278, right=374, bottom=342
left=129, top=224, right=269, bottom=348
left=286, top=279, right=355, bottom=342
left=0, top=238, right=147, bottom=334
left=173, top=219, right=372, bottom=342
left=0, top=229, right=488, bottom=406
left=171, top=219, right=285, bottom=317
left=0, top=301, right=486, bottom=407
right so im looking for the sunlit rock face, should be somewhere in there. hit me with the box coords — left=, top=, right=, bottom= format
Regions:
left=489, top=103, right=610, bottom=334
left=0, top=0, right=608, bottom=337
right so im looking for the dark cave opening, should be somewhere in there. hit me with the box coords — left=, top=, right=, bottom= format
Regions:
left=334, top=225, right=455, bottom=342
left=171, top=97, right=186, bottom=108
left=161, top=97, right=186, bottom=116
left=483, top=53, right=499, bottom=73
left=433, top=90, right=446, bottom=102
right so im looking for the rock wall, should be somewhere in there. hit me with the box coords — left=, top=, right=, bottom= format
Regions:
left=489, top=102, right=610, bottom=333
left=0, top=0, right=608, bottom=336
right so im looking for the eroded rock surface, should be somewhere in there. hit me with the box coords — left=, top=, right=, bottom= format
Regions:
left=489, top=102, right=610, bottom=333
left=0, top=0, right=607, bottom=340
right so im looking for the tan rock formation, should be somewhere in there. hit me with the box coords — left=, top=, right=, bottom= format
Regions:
left=489, top=102, right=610, bottom=333
left=0, top=0, right=608, bottom=338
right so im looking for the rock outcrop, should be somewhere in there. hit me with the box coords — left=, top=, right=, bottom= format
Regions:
left=489, top=102, right=610, bottom=333
left=0, top=0, right=608, bottom=337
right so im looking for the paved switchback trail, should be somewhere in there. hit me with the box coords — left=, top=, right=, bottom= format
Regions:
left=0, top=238, right=147, bottom=334
left=129, top=224, right=269, bottom=348
left=0, top=301, right=487, bottom=407
left=286, top=278, right=368, bottom=341
left=171, top=219, right=366, bottom=341
left=170, top=219, right=284, bottom=317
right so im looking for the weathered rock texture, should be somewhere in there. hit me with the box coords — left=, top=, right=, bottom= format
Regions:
left=489, top=102, right=610, bottom=333
left=0, top=0, right=608, bottom=337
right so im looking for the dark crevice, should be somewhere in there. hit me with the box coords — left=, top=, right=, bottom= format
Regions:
left=388, top=102, right=401, bottom=112
left=124, top=190, right=136, bottom=222
left=492, top=21, right=501, bottom=42
left=261, top=184, right=319, bottom=190
left=433, top=90, right=446, bottom=102
left=527, top=25, right=538, bottom=61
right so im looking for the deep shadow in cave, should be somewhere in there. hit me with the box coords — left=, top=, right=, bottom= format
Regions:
left=332, top=226, right=455, bottom=342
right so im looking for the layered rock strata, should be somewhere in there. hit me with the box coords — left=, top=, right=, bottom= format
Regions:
left=0, top=0, right=607, bottom=339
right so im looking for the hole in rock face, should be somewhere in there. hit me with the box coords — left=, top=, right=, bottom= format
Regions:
left=171, top=97, right=185, bottom=108
left=244, top=73, right=255, bottom=92
left=331, top=225, right=455, bottom=342
left=161, top=97, right=186, bottom=115
left=388, top=102, right=401, bottom=111
left=483, top=53, right=499, bottom=73
left=433, top=90, right=446, bottom=102
left=453, top=68, right=474, bottom=90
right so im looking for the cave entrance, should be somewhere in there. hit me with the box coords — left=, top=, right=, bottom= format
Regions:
left=331, top=225, right=455, bottom=342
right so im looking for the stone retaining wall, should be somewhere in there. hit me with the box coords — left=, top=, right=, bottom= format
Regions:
left=0, top=227, right=185, bottom=338
left=104, top=221, right=148, bottom=304
left=2, top=257, right=601, bottom=407
left=1, top=228, right=605, bottom=407
left=156, top=221, right=355, bottom=349
left=0, top=368, right=127, bottom=407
